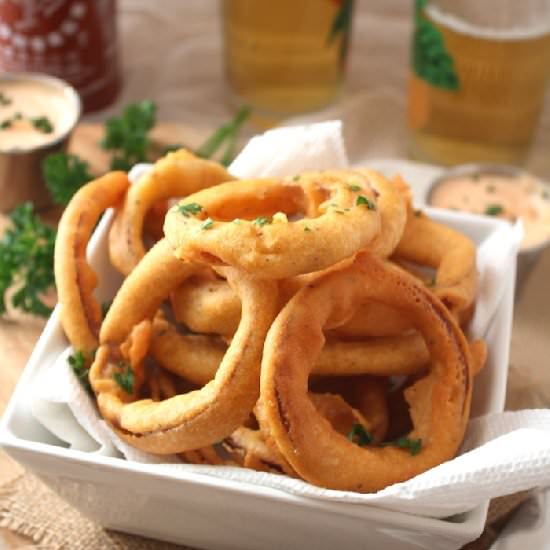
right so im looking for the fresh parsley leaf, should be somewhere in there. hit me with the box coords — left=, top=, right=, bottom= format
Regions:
left=68, top=349, right=92, bottom=393
left=101, top=100, right=156, bottom=171
left=304, top=226, right=312, bottom=232
left=43, top=153, right=93, bottom=206
left=0, top=203, right=56, bottom=317
left=348, top=423, right=373, bottom=447
left=348, top=183, right=361, bottom=192
left=114, top=361, right=134, bottom=394
left=382, top=436, right=423, bottom=456
left=356, top=195, right=376, bottom=210
left=485, top=204, right=503, bottom=216
left=30, top=116, right=54, bottom=134
left=253, top=216, right=272, bottom=227
left=0, top=118, right=12, bottom=129
left=201, top=217, right=214, bottom=230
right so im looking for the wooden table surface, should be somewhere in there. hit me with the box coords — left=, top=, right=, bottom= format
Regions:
left=1, top=124, right=549, bottom=547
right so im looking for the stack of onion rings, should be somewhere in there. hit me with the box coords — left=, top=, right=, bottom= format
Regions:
left=53, top=150, right=486, bottom=493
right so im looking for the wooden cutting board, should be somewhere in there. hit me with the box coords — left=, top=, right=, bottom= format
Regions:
left=0, top=122, right=206, bottom=547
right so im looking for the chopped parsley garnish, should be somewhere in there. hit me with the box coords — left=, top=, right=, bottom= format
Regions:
left=31, top=116, right=54, bottom=134
left=68, top=349, right=92, bottom=394
left=293, top=175, right=301, bottom=181
left=0, top=92, right=12, bottom=106
left=304, top=226, right=312, bottom=232
left=200, top=217, right=214, bottom=230
left=348, top=184, right=361, bottom=192
left=178, top=202, right=203, bottom=217
left=356, top=195, right=376, bottom=210
left=114, top=361, right=134, bottom=394
left=0, top=118, right=12, bottom=129
left=253, top=216, right=272, bottom=227
left=485, top=204, right=503, bottom=216
left=382, top=436, right=422, bottom=456
left=348, top=423, right=373, bottom=447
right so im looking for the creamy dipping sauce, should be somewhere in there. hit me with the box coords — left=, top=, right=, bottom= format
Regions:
left=0, top=77, right=79, bottom=151
left=430, top=173, right=550, bottom=249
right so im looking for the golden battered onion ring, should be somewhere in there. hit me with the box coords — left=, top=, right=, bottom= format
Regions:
left=149, top=319, right=437, bottom=386
left=55, top=171, right=130, bottom=354
left=260, top=252, right=474, bottom=492
left=393, top=211, right=477, bottom=314
left=109, top=149, right=234, bottom=275
left=150, top=314, right=227, bottom=386
left=164, top=171, right=382, bottom=278
left=172, top=274, right=242, bottom=337
left=90, top=243, right=279, bottom=453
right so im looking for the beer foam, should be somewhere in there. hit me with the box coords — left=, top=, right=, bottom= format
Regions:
left=426, top=4, right=550, bottom=41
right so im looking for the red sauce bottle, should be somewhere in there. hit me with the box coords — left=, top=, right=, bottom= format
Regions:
left=0, top=0, right=121, bottom=112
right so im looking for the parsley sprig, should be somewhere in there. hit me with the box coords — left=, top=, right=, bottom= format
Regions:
left=0, top=203, right=55, bottom=317
left=178, top=202, right=203, bottom=217
left=43, top=153, right=93, bottom=206
left=382, top=436, right=423, bottom=456
left=356, top=195, right=376, bottom=210
left=101, top=100, right=157, bottom=171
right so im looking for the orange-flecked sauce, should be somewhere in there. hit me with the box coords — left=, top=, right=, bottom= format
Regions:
left=430, top=173, right=550, bottom=249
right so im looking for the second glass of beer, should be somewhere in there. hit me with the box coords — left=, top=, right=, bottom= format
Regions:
left=408, top=0, right=550, bottom=166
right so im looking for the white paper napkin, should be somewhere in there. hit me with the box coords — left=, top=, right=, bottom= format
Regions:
left=32, top=121, right=550, bottom=518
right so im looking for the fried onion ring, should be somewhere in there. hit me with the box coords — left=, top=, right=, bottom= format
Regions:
left=55, top=171, right=130, bottom=354
left=393, top=212, right=477, bottom=314
left=109, top=149, right=234, bottom=275
left=260, top=252, right=473, bottom=492
left=90, top=242, right=279, bottom=453
left=164, top=171, right=383, bottom=278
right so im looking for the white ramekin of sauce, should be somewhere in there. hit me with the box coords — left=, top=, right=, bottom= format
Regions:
left=428, top=164, right=550, bottom=293
left=0, top=72, right=81, bottom=211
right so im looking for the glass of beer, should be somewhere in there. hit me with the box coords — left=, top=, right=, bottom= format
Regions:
left=221, top=0, right=354, bottom=125
left=408, top=0, right=550, bottom=166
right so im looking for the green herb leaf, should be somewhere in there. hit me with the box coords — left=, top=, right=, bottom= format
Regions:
left=348, top=423, right=373, bottom=447
left=304, top=226, right=312, bottom=232
left=114, top=361, right=134, bottom=394
left=382, top=436, right=423, bottom=456
left=68, top=349, right=92, bottom=394
left=356, top=195, right=376, bottom=210
left=253, top=216, right=272, bottom=227
left=195, top=106, right=250, bottom=165
left=293, top=175, right=301, bottom=181
left=348, top=184, right=361, bottom=192
left=30, top=116, right=54, bottom=134
left=485, top=204, right=503, bottom=216
left=43, top=153, right=93, bottom=206
left=0, top=119, right=12, bottom=129
left=200, top=217, right=214, bottom=230
left=178, top=202, right=203, bottom=217
left=0, top=203, right=56, bottom=317
left=101, top=100, right=156, bottom=171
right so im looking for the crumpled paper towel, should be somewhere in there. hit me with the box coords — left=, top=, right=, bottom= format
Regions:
left=32, top=121, right=550, bottom=518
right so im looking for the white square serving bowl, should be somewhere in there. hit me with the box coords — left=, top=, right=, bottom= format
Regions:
left=0, top=207, right=516, bottom=550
